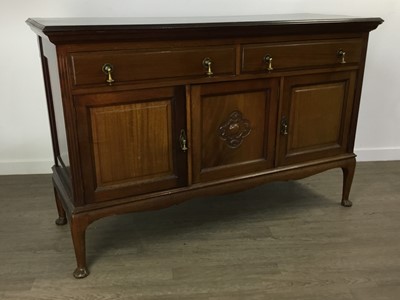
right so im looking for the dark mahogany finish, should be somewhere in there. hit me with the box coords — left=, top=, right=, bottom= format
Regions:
left=27, top=14, right=382, bottom=278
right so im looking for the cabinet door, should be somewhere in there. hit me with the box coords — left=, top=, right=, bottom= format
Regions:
left=277, top=71, right=357, bottom=166
left=191, top=79, right=279, bottom=183
left=75, top=86, right=187, bottom=203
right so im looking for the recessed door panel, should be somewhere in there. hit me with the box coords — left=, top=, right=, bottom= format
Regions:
left=277, top=71, right=356, bottom=166
left=289, top=82, right=345, bottom=150
left=191, top=79, right=279, bottom=183
left=75, top=86, right=187, bottom=203
left=91, top=101, right=173, bottom=186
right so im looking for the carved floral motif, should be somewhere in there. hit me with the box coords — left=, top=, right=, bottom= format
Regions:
left=218, top=110, right=251, bottom=148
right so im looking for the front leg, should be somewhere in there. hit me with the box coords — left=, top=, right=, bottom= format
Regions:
left=70, top=214, right=90, bottom=278
left=341, top=158, right=356, bottom=207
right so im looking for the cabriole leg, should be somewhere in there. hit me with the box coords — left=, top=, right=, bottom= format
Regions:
left=54, top=187, right=67, bottom=225
left=341, top=158, right=356, bottom=207
left=70, top=215, right=89, bottom=279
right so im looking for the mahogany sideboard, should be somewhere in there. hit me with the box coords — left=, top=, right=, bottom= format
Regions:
left=27, top=14, right=382, bottom=278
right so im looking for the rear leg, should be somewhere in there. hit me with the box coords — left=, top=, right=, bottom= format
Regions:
left=341, top=159, right=356, bottom=207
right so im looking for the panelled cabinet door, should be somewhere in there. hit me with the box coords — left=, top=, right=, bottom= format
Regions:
left=191, top=79, right=279, bottom=183
left=277, top=71, right=357, bottom=166
left=75, top=86, right=187, bottom=203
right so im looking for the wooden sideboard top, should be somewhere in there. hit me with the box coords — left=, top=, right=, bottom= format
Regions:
left=27, top=14, right=383, bottom=44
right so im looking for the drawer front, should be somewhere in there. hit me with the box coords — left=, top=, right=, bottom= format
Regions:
left=70, top=46, right=235, bottom=86
left=241, top=39, right=363, bottom=73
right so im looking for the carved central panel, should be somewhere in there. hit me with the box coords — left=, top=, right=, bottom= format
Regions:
left=218, top=110, right=251, bottom=148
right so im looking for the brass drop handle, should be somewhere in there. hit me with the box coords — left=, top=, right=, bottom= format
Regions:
left=102, top=63, right=115, bottom=85
left=264, top=55, right=274, bottom=71
left=337, top=50, right=346, bottom=64
left=179, top=129, right=188, bottom=152
left=202, top=57, right=213, bottom=76
left=280, top=116, right=288, bottom=135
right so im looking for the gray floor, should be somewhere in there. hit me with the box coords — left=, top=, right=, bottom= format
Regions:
left=0, top=161, right=399, bottom=299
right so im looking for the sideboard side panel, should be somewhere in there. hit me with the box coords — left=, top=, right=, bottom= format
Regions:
left=40, top=38, right=73, bottom=197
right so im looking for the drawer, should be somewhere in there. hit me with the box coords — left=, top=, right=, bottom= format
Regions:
left=70, top=46, right=236, bottom=86
left=241, top=39, right=363, bottom=73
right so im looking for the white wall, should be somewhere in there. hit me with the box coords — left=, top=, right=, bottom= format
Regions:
left=0, top=0, right=399, bottom=175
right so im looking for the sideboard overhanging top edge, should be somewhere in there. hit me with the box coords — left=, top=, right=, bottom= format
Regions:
left=26, top=14, right=384, bottom=44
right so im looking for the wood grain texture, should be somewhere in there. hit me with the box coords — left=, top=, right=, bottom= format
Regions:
left=241, top=38, right=363, bottom=73
left=70, top=46, right=235, bottom=86
left=91, top=100, right=173, bottom=185
left=277, top=71, right=356, bottom=166
left=191, top=79, right=278, bottom=183
left=74, top=86, right=187, bottom=203
left=1, top=161, right=399, bottom=299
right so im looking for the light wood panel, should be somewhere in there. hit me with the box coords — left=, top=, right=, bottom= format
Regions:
left=91, top=100, right=173, bottom=186
left=75, top=86, right=188, bottom=202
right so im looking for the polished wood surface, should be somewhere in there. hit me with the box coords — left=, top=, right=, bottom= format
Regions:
left=75, top=86, right=187, bottom=202
left=26, top=15, right=382, bottom=278
left=26, top=14, right=383, bottom=43
left=70, top=46, right=235, bottom=86
left=241, top=39, right=363, bottom=73
left=91, top=101, right=173, bottom=184
left=278, top=71, right=356, bottom=166
left=26, top=14, right=383, bottom=27
left=191, top=79, right=278, bottom=183
left=1, top=161, right=399, bottom=299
